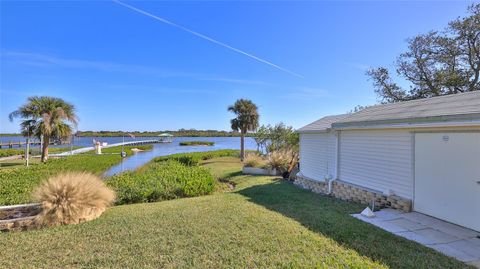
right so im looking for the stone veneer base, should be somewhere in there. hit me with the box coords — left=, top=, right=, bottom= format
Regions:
left=294, top=176, right=412, bottom=212
left=0, top=203, right=41, bottom=232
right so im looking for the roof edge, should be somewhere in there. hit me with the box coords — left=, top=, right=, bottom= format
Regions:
left=333, top=113, right=480, bottom=130
left=297, top=129, right=332, bottom=134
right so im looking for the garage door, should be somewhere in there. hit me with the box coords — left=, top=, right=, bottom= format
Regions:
left=415, top=132, right=480, bottom=231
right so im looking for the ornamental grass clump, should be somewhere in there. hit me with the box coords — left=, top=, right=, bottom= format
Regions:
left=33, top=172, right=115, bottom=227
left=243, top=153, right=264, bottom=168
left=267, top=149, right=292, bottom=172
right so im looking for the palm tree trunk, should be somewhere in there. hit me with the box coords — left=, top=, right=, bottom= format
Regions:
left=240, top=132, right=245, bottom=161
left=41, top=136, right=50, bottom=162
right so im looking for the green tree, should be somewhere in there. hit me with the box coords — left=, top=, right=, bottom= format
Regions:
left=367, top=4, right=479, bottom=103
left=9, top=96, right=78, bottom=162
left=228, top=99, right=259, bottom=160
left=253, top=125, right=270, bottom=153
left=254, top=123, right=299, bottom=154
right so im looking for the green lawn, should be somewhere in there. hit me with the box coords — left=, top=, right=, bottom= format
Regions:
left=0, top=145, right=150, bottom=205
left=0, top=146, right=82, bottom=158
left=0, top=156, right=470, bottom=268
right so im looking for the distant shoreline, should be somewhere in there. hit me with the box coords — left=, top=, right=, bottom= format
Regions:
left=1, top=131, right=254, bottom=138
left=179, top=141, right=215, bottom=146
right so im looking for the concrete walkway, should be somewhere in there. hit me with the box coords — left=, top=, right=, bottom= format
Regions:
left=352, top=209, right=480, bottom=268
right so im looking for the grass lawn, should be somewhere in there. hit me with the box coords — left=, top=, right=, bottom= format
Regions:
left=0, top=145, right=149, bottom=205
left=0, top=156, right=470, bottom=268
left=0, top=146, right=83, bottom=158
left=0, top=158, right=42, bottom=169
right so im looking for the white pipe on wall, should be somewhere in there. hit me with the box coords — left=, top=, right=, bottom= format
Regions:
left=335, top=130, right=341, bottom=180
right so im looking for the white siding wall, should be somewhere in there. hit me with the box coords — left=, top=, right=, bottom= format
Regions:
left=300, top=133, right=336, bottom=181
left=339, top=130, right=414, bottom=199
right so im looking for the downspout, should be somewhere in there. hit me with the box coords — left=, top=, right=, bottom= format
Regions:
left=326, top=175, right=334, bottom=194
left=327, top=130, right=340, bottom=194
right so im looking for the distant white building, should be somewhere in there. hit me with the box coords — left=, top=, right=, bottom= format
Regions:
left=297, top=91, right=480, bottom=232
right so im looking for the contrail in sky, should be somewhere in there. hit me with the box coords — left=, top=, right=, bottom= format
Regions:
left=112, top=0, right=304, bottom=78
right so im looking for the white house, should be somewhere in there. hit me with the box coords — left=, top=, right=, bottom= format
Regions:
left=296, top=91, right=480, bottom=232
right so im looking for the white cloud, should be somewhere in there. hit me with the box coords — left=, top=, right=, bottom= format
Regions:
left=1, top=50, right=271, bottom=86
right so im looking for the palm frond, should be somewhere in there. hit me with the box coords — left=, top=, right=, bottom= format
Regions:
left=9, top=96, right=78, bottom=140
left=227, top=99, right=259, bottom=133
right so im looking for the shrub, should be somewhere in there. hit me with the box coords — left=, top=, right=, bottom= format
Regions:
left=267, top=150, right=292, bottom=172
left=107, top=160, right=215, bottom=205
left=0, top=148, right=24, bottom=157
left=33, top=172, right=115, bottom=226
left=243, top=153, right=264, bottom=168
left=179, top=141, right=214, bottom=146
left=154, top=150, right=239, bottom=166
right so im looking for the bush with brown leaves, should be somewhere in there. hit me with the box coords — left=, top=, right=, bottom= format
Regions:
left=243, top=153, right=265, bottom=168
left=267, top=149, right=293, bottom=172
left=33, top=172, right=115, bottom=226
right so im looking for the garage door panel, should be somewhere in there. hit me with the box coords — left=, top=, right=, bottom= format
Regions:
left=415, top=132, right=480, bottom=231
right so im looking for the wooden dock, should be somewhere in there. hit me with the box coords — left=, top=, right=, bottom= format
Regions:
left=50, top=139, right=167, bottom=156
left=0, top=141, right=56, bottom=149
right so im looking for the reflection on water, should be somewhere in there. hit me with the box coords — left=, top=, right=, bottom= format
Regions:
left=103, top=137, right=256, bottom=177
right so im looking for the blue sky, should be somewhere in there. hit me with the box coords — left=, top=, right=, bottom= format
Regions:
left=0, top=1, right=473, bottom=133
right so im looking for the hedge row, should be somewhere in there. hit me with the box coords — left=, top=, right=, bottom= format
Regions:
left=154, top=149, right=239, bottom=166
left=106, top=160, right=215, bottom=205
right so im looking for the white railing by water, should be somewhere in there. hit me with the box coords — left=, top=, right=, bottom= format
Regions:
left=50, top=139, right=162, bottom=156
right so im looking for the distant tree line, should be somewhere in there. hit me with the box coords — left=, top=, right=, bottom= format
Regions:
left=75, top=129, right=254, bottom=137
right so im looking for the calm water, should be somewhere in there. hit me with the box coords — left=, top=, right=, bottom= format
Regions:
left=1, top=136, right=256, bottom=176
left=104, top=137, right=256, bottom=176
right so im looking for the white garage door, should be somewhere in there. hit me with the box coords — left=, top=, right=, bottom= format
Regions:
left=415, top=132, right=480, bottom=231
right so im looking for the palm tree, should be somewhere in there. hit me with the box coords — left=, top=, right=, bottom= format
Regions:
left=228, top=99, right=259, bottom=161
left=9, top=96, right=78, bottom=162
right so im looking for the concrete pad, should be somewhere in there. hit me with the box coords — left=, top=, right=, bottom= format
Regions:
left=414, top=228, right=460, bottom=244
left=373, top=208, right=403, bottom=221
left=402, top=212, right=446, bottom=226
left=427, top=220, right=479, bottom=240
left=353, top=214, right=407, bottom=233
left=352, top=214, right=378, bottom=225
left=429, top=244, right=477, bottom=263
left=402, top=212, right=478, bottom=239
left=373, top=221, right=409, bottom=233
left=354, top=208, right=480, bottom=267
left=468, top=259, right=480, bottom=268
left=448, top=239, right=480, bottom=259
left=466, top=238, right=480, bottom=250
left=387, top=218, right=428, bottom=231
left=395, top=231, right=436, bottom=245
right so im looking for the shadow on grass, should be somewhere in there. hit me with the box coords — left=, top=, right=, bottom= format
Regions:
left=237, top=180, right=468, bottom=269
left=222, top=171, right=243, bottom=179
left=0, top=162, right=25, bottom=168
